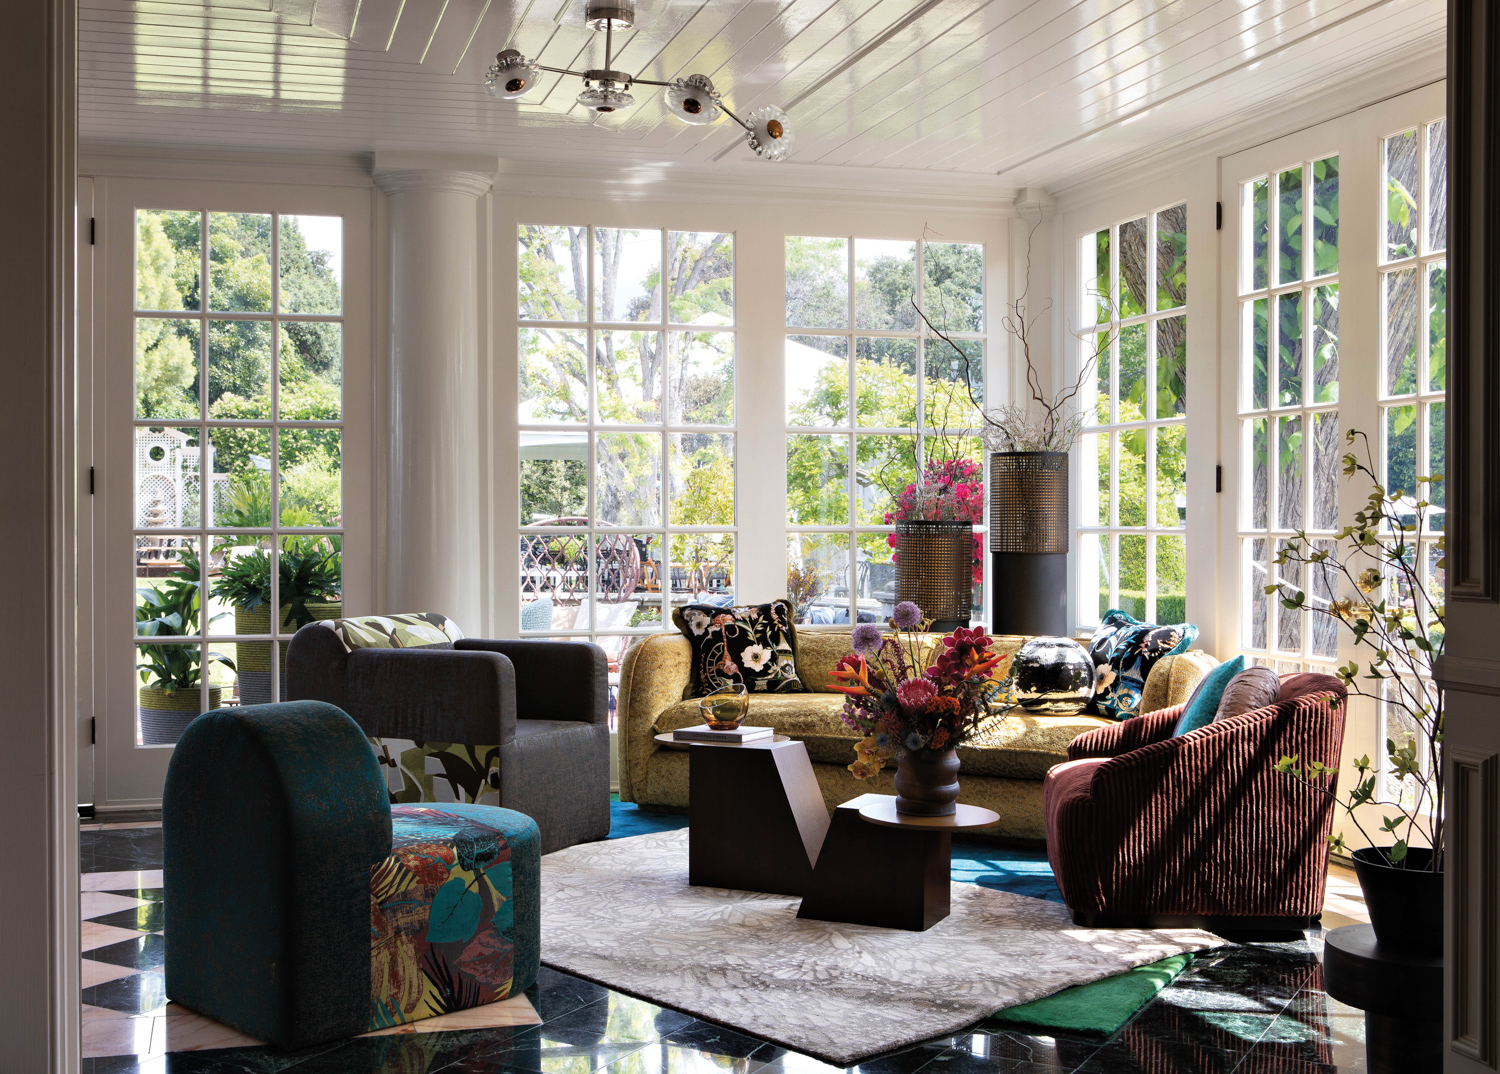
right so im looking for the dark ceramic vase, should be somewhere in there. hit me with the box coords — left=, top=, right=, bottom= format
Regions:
left=1012, top=636, right=1096, bottom=715
left=1352, top=846, right=1443, bottom=958
left=893, top=747, right=960, bottom=816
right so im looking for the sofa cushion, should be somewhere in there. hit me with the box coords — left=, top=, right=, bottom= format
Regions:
left=672, top=599, right=806, bottom=696
left=1140, top=650, right=1218, bottom=715
left=958, top=712, right=1114, bottom=779
left=792, top=630, right=1031, bottom=694
left=1172, top=655, right=1245, bottom=737
left=1087, top=609, right=1198, bottom=719
left=1278, top=671, right=1346, bottom=704
left=1214, top=666, right=1282, bottom=722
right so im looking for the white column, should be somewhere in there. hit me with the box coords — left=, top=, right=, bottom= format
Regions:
left=374, top=155, right=496, bottom=632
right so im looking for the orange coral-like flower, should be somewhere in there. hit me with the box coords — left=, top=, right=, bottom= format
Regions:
left=829, top=654, right=879, bottom=697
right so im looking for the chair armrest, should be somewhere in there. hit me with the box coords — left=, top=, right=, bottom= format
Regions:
left=456, top=639, right=608, bottom=726
left=615, top=634, right=693, bottom=803
left=346, top=648, right=518, bottom=745
left=285, top=622, right=352, bottom=710
left=1067, top=705, right=1183, bottom=761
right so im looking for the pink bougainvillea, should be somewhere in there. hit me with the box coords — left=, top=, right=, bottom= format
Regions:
left=884, top=458, right=985, bottom=585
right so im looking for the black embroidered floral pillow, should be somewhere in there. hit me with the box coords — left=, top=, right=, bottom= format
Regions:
left=671, top=599, right=806, bottom=697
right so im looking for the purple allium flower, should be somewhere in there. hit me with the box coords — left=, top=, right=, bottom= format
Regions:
left=851, top=622, right=883, bottom=654
left=893, top=601, right=923, bottom=629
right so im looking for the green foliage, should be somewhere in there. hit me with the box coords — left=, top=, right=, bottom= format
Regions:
left=210, top=537, right=342, bottom=628
left=135, top=547, right=234, bottom=690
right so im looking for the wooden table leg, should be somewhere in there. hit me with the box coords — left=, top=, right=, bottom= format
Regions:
left=688, top=740, right=830, bottom=896
left=797, top=796, right=951, bottom=931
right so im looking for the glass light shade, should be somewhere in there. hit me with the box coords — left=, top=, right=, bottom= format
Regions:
left=665, top=77, right=720, bottom=125
left=747, top=105, right=794, bottom=162
left=484, top=50, right=540, bottom=100
left=578, top=86, right=635, bottom=113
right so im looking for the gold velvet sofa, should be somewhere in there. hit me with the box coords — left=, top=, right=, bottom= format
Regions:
left=617, top=630, right=1216, bottom=839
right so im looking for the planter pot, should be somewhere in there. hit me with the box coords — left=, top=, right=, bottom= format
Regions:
left=893, top=747, right=960, bottom=816
left=989, top=452, right=1069, bottom=637
left=235, top=601, right=341, bottom=704
left=1352, top=846, right=1443, bottom=958
left=894, top=520, right=974, bottom=629
left=138, top=686, right=222, bottom=746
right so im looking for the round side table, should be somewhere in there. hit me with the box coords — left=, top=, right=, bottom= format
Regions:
left=1322, top=923, right=1442, bottom=1074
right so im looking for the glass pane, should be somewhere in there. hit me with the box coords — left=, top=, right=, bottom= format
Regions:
left=278, top=428, right=341, bottom=528
left=594, top=228, right=661, bottom=323
left=1092, top=228, right=1111, bottom=325
left=1312, top=285, right=1339, bottom=404
left=279, top=322, right=342, bottom=421
left=135, top=318, right=200, bottom=420
left=1117, top=324, right=1146, bottom=422
left=785, top=237, right=849, bottom=329
left=204, top=536, right=270, bottom=639
left=1118, top=217, right=1147, bottom=318
left=206, top=642, right=240, bottom=708
left=854, top=238, right=917, bottom=330
left=136, top=426, right=204, bottom=528
left=1092, top=332, right=1111, bottom=424
left=921, top=242, right=984, bottom=332
left=787, top=533, right=851, bottom=625
left=595, top=432, right=662, bottom=526
left=1074, top=533, right=1109, bottom=625
left=1429, top=401, right=1446, bottom=533
left=1428, top=263, right=1447, bottom=392
left=1080, top=432, right=1108, bottom=526
left=1155, top=204, right=1187, bottom=311
left=518, top=225, right=586, bottom=322
left=1276, top=538, right=1303, bottom=653
left=854, top=434, right=917, bottom=526
left=785, top=335, right=848, bottom=427
left=519, top=432, right=587, bottom=525
left=855, top=338, right=918, bottom=428
left=669, top=532, right=735, bottom=606
left=1249, top=178, right=1270, bottom=291
left=668, top=331, right=733, bottom=426
left=1311, top=155, right=1340, bottom=277
left=786, top=434, right=848, bottom=526
left=1385, top=268, right=1420, bottom=395
left=1310, top=538, right=1340, bottom=659
left=136, top=535, right=201, bottom=640
left=669, top=432, right=734, bottom=526
left=1249, top=298, right=1269, bottom=410
left=1244, top=538, right=1268, bottom=649
left=1313, top=410, right=1340, bottom=531
left=595, top=533, right=665, bottom=624
left=1118, top=534, right=1146, bottom=620
left=1118, top=428, right=1146, bottom=527
left=207, top=427, right=271, bottom=529
left=136, top=210, right=201, bottom=312
left=596, top=330, right=662, bottom=425
left=208, top=212, right=272, bottom=313
left=1277, top=291, right=1303, bottom=406
left=925, top=338, right=982, bottom=430
left=1155, top=534, right=1186, bottom=624
left=1249, top=418, right=1268, bottom=529
left=1277, top=166, right=1304, bottom=285
left=136, top=642, right=204, bottom=746
left=1277, top=415, right=1304, bottom=531
left=858, top=531, right=899, bottom=624
left=520, top=526, right=591, bottom=630
left=667, top=232, right=733, bottom=326
left=1428, top=543, right=1446, bottom=650
left=1154, top=426, right=1186, bottom=528
left=1155, top=316, right=1186, bottom=418
left=207, top=319, right=271, bottom=419
left=278, top=215, right=342, bottom=315
left=1428, top=120, right=1448, bottom=253
left=1386, top=404, right=1418, bottom=527
left=1385, top=129, right=1421, bottom=261
left=519, top=327, right=588, bottom=423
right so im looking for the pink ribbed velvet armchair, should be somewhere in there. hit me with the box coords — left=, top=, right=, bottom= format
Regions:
left=1043, top=675, right=1347, bottom=936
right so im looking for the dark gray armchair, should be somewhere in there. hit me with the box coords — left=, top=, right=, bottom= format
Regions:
left=285, top=614, right=610, bottom=854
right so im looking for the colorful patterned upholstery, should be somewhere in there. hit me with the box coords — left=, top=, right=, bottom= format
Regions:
left=315, top=612, right=466, bottom=652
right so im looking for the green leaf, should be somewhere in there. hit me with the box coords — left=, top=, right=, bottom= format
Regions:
left=425, top=877, right=482, bottom=944
left=1388, top=840, right=1409, bottom=864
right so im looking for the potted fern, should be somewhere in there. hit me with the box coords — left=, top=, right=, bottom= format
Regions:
left=136, top=547, right=234, bottom=744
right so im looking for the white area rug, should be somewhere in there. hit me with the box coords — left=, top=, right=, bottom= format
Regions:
left=540, top=829, right=1222, bottom=1065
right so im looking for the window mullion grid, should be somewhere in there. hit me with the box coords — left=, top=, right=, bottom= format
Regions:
left=1144, top=215, right=1159, bottom=620
left=197, top=209, right=211, bottom=711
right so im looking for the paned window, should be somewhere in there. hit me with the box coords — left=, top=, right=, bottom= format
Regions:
left=133, top=209, right=344, bottom=743
left=784, top=237, right=986, bottom=626
left=1235, top=159, right=1342, bottom=673
left=1077, top=205, right=1188, bottom=629
left=516, top=226, right=735, bottom=723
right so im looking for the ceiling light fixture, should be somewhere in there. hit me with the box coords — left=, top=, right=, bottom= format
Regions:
left=483, top=0, right=794, bottom=160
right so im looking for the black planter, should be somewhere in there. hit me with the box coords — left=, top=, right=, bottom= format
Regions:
left=989, top=452, right=1069, bottom=637
left=1352, top=846, right=1443, bottom=958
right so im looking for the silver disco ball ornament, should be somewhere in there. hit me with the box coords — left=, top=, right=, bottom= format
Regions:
left=1011, top=636, right=1095, bottom=716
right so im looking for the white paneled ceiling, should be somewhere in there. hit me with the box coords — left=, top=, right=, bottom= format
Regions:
left=79, top=0, right=1446, bottom=188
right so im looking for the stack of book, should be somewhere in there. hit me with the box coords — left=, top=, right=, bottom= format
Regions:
left=671, top=725, right=774, bottom=744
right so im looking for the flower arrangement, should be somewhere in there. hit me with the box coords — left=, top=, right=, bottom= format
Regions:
left=829, top=602, right=1011, bottom=781
left=884, top=458, right=985, bottom=585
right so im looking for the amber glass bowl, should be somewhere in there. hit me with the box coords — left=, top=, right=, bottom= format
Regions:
left=699, top=683, right=750, bottom=729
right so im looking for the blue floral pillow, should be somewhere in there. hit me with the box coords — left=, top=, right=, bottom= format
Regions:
left=1087, top=609, right=1198, bottom=719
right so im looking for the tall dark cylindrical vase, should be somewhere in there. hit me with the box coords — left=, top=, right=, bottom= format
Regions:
left=989, top=451, right=1069, bottom=637
left=894, top=520, right=973, bottom=632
